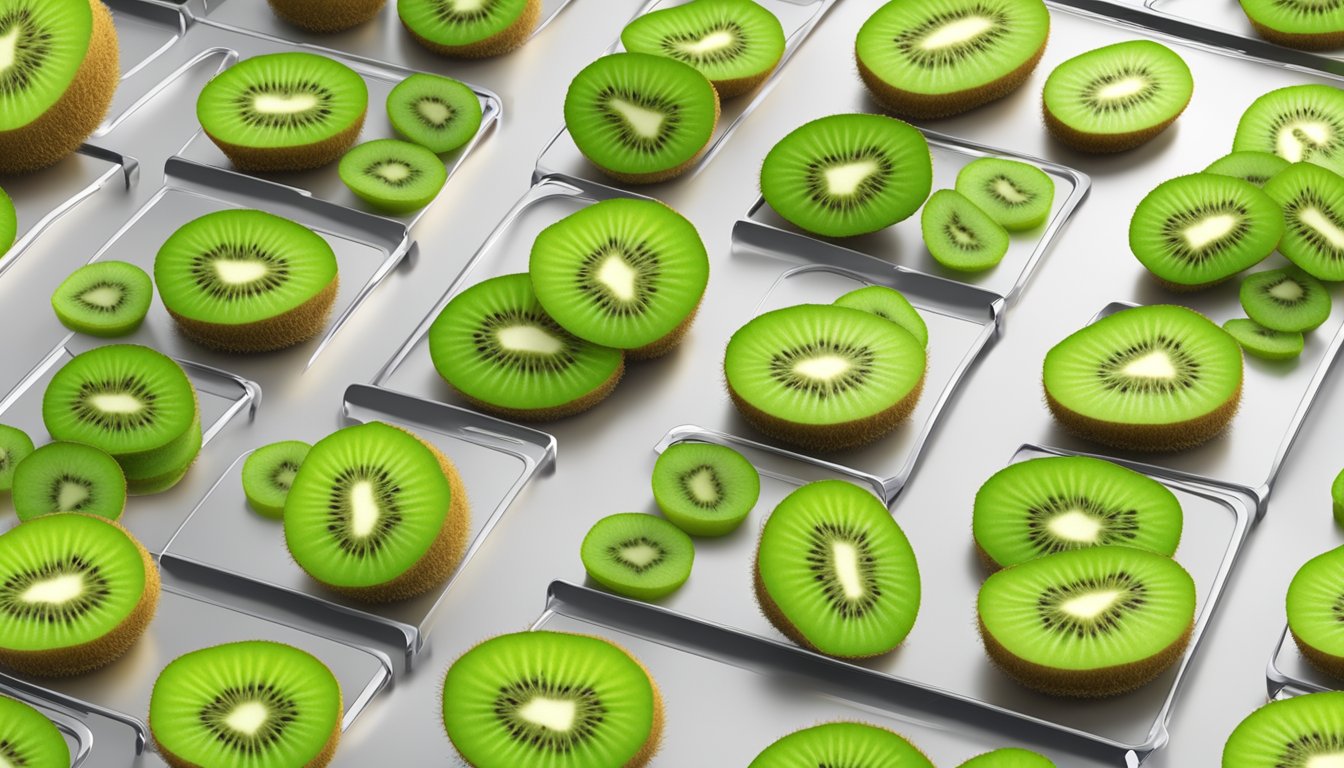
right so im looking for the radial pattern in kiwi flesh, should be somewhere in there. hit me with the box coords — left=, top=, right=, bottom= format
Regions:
left=922, top=188, right=1011, bottom=272
left=958, top=748, right=1058, bottom=767
left=652, top=441, right=760, bottom=537
left=955, top=157, right=1056, bottom=231
left=580, top=512, right=694, bottom=600
left=1287, top=545, right=1344, bottom=679
left=0, top=696, right=70, bottom=767
left=1221, top=691, right=1344, bottom=767
left=833, top=285, right=928, bottom=347
left=1240, top=267, right=1331, bottom=332
left=387, top=72, right=483, bottom=154
left=398, top=0, right=539, bottom=57
left=1239, top=0, right=1344, bottom=51
left=1205, top=151, right=1290, bottom=187
left=749, top=722, right=934, bottom=768
left=620, top=0, right=786, bottom=98
left=1222, top=319, right=1304, bottom=361
left=339, top=139, right=447, bottom=213
left=0, top=423, right=34, bottom=492
left=52, top=261, right=153, bottom=338
left=1234, top=85, right=1344, bottom=175
left=242, top=440, right=311, bottom=519
left=1263, top=161, right=1344, bottom=281
left=12, top=441, right=126, bottom=522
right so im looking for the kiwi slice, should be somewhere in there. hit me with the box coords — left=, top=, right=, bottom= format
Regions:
left=1240, top=268, right=1331, bottom=332
left=1234, top=85, right=1344, bottom=175
left=1205, top=151, right=1291, bottom=187
left=1287, top=546, right=1344, bottom=679
left=978, top=545, right=1196, bottom=697
left=760, top=113, right=933, bottom=239
left=564, top=52, right=721, bottom=184
left=242, top=440, right=310, bottom=519
left=122, top=417, right=202, bottom=497
left=855, top=0, right=1050, bottom=119
left=833, top=285, right=928, bottom=347
left=958, top=748, right=1057, bottom=767
left=398, top=0, right=540, bottom=58
left=651, top=442, right=760, bottom=537
left=1335, top=468, right=1344, bottom=526
left=284, top=422, right=469, bottom=603
left=1240, top=0, right=1344, bottom=50
left=619, top=0, right=786, bottom=99
left=0, top=424, right=34, bottom=492
left=955, top=157, right=1055, bottom=231
left=428, top=273, right=624, bottom=421
left=749, top=722, right=934, bottom=768
left=1264, top=162, right=1344, bottom=281
left=529, top=198, right=709, bottom=358
left=149, top=640, right=342, bottom=768
left=922, top=188, right=1011, bottom=271
left=339, top=139, right=447, bottom=214
left=0, top=512, right=159, bottom=677
left=1222, top=691, right=1344, bottom=766
left=387, top=73, right=482, bottom=154
left=973, top=456, right=1183, bottom=570
left=0, top=185, right=15, bottom=257
left=197, top=52, right=369, bottom=173
left=267, top=0, right=386, bottom=32
left=12, top=441, right=126, bottom=522
left=0, top=696, right=70, bottom=767
left=754, top=480, right=920, bottom=659
left=442, top=630, right=663, bottom=768
left=0, top=0, right=118, bottom=174
left=580, top=512, right=694, bottom=601
left=1043, top=304, right=1244, bottom=452
left=51, top=261, right=153, bottom=338
left=155, top=209, right=340, bottom=353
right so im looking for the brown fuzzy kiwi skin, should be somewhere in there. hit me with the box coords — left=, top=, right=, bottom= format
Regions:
left=588, top=91, right=722, bottom=185
left=206, top=115, right=366, bottom=173
left=166, top=275, right=339, bottom=353
left=0, top=0, right=119, bottom=174
left=0, top=515, right=160, bottom=677
left=1043, top=101, right=1189, bottom=154
left=856, top=37, right=1047, bottom=120
left=1043, top=379, right=1242, bottom=453
left=973, top=540, right=1006, bottom=573
left=1292, top=629, right=1344, bottom=680
left=456, top=359, right=625, bottom=422
left=728, top=371, right=925, bottom=453
left=626, top=300, right=703, bottom=361
left=1246, top=19, right=1344, bottom=51
left=708, top=53, right=782, bottom=100
left=403, top=0, right=541, bottom=58
left=266, top=0, right=387, bottom=33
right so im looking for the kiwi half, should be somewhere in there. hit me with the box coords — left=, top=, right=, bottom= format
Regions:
left=242, top=440, right=310, bottom=519
left=922, top=188, right=1011, bottom=272
left=387, top=73, right=482, bottom=154
left=1205, top=151, right=1290, bottom=187
left=197, top=52, right=368, bottom=173
left=1234, top=85, right=1344, bottom=175
left=749, top=722, right=934, bottom=768
left=398, top=0, right=540, bottom=58
left=1222, top=318, right=1304, bottom=361
left=1240, top=0, right=1344, bottom=50
left=0, top=0, right=119, bottom=174
left=12, top=441, right=126, bottom=522
left=834, top=285, right=929, bottom=347
left=580, top=512, right=694, bottom=601
left=1263, top=161, right=1344, bottom=281
left=0, top=696, right=70, bottom=767
left=1222, top=692, right=1344, bottom=767
left=267, top=0, right=386, bottom=32
left=1287, top=546, right=1344, bottom=679
left=441, top=631, right=663, bottom=768
left=0, top=186, right=15, bottom=256
left=956, top=157, right=1056, bottom=231
left=0, top=423, right=34, bottom=492
left=51, top=261, right=153, bottom=338
left=958, top=748, right=1057, bottom=767
left=1241, top=268, right=1331, bottom=332
left=149, top=640, right=342, bottom=768
left=651, top=442, right=760, bottom=537
left=620, top=0, right=786, bottom=99
left=339, top=139, right=447, bottom=214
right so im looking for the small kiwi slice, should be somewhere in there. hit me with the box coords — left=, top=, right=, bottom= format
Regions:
left=1287, top=545, right=1344, bottom=679
left=284, top=422, right=469, bottom=603
left=1205, top=151, right=1291, bottom=187
left=1240, top=0, right=1344, bottom=50
left=1234, top=85, right=1344, bottom=175
left=973, top=455, right=1183, bottom=570
left=428, top=273, right=624, bottom=421
left=0, top=0, right=119, bottom=174
left=1222, top=691, right=1344, bottom=766
left=651, top=442, right=760, bottom=537
left=1240, top=268, right=1331, bottom=332
left=387, top=73, right=482, bottom=154
left=620, top=0, right=786, bottom=99
left=760, top=113, right=933, bottom=239
left=242, top=440, right=311, bottom=519
left=197, top=52, right=369, bottom=173
left=399, top=0, right=540, bottom=58
left=0, top=186, right=15, bottom=256
left=958, top=748, right=1057, bottom=767
left=564, top=52, right=721, bottom=184
left=1129, top=174, right=1284, bottom=290
left=1043, top=304, right=1244, bottom=452
left=529, top=198, right=709, bottom=358
left=12, top=441, right=126, bottom=522
left=0, top=696, right=70, bottom=767
left=956, top=157, right=1056, bottom=231
left=1264, top=161, right=1344, bottom=281
left=833, top=285, right=928, bottom=347
left=580, top=512, right=694, bottom=601
left=922, top=188, right=1011, bottom=271
left=0, top=512, right=159, bottom=677
left=51, top=261, right=153, bottom=338
left=149, top=640, right=342, bottom=768
left=749, top=722, right=934, bottom=768
left=754, top=480, right=921, bottom=659
left=978, top=545, right=1196, bottom=697
left=1334, top=468, right=1344, bottom=526
left=855, top=0, right=1050, bottom=119
left=267, top=0, right=386, bottom=32
left=0, top=424, right=35, bottom=492
left=1042, top=40, right=1193, bottom=153
left=155, top=209, right=340, bottom=353
left=339, top=139, right=447, bottom=214
left=724, top=304, right=927, bottom=452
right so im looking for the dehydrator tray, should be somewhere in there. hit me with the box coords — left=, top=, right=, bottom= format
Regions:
left=1267, top=624, right=1344, bottom=699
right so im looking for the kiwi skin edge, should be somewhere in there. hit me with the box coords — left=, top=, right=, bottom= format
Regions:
left=402, top=0, right=541, bottom=58
left=1292, top=628, right=1344, bottom=680
left=728, top=371, right=926, bottom=453
left=855, top=37, right=1048, bottom=120
left=459, top=360, right=625, bottom=422
left=1043, top=103, right=1188, bottom=155
left=1245, top=18, right=1344, bottom=52
left=752, top=555, right=906, bottom=660
left=266, top=0, right=386, bottom=33
left=166, top=275, right=339, bottom=353
left=1043, top=380, right=1242, bottom=453
left=156, top=704, right=342, bottom=768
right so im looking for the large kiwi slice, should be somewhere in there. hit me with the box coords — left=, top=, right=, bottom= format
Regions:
left=242, top=440, right=310, bottom=519
left=0, top=185, right=15, bottom=256
left=428, top=273, right=624, bottom=421
left=197, top=52, right=368, bottom=173
left=267, top=0, right=386, bottom=33
left=956, top=157, right=1055, bottom=231
left=922, top=188, right=1011, bottom=271
left=284, top=422, right=469, bottom=603
left=441, top=631, right=663, bottom=768
left=398, top=0, right=540, bottom=58
left=387, top=73, right=482, bottom=154
left=155, top=209, right=340, bottom=352
left=564, top=52, right=720, bottom=184
left=834, top=285, right=928, bottom=346
left=1222, top=691, right=1344, bottom=766
left=51, top=261, right=153, bottom=338
left=0, top=423, right=34, bottom=492
left=1287, top=545, right=1344, bottom=678
left=1234, top=85, right=1344, bottom=175
left=1205, top=151, right=1290, bottom=187
left=0, top=0, right=118, bottom=174
left=0, top=696, right=70, bottom=767
left=973, top=456, right=1183, bottom=570
left=1240, top=268, right=1331, bottom=332
left=149, top=640, right=342, bottom=768
left=725, top=304, right=926, bottom=451
left=958, top=749, right=1057, bottom=767
left=754, top=480, right=920, bottom=659
left=0, top=512, right=159, bottom=677
left=580, top=512, right=694, bottom=600
left=1240, top=0, right=1344, bottom=50
left=620, top=0, right=786, bottom=99
left=1043, top=305, right=1244, bottom=451
left=652, top=442, right=760, bottom=537
left=13, top=441, right=126, bottom=522
left=978, top=545, right=1196, bottom=697
left=1264, top=161, right=1344, bottom=280
left=339, top=138, right=447, bottom=213
left=855, top=0, right=1050, bottom=119
left=749, top=722, right=934, bottom=768
left=529, top=198, right=709, bottom=358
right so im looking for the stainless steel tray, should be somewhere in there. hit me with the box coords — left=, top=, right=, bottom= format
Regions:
left=1266, top=624, right=1344, bottom=700
left=0, top=685, right=98, bottom=767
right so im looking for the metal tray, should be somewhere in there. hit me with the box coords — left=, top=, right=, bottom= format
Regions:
left=0, top=685, right=97, bottom=767
left=1266, top=624, right=1344, bottom=700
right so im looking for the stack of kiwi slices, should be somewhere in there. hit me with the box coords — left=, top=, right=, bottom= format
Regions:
left=580, top=512, right=694, bottom=600
left=1240, top=0, right=1344, bottom=50
left=0, top=423, right=34, bottom=492
left=855, top=0, right=1050, bottom=119
left=243, top=440, right=310, bottom=519
left=750, top=722, right=933, bottom=767
left=0, top=512, right=159, bottom=676
left=564, top=52, right=720, bottom=184
left=1234, top=85, right=1344, bottom=174
left=620, top=0, right=786, bottom=99
left=754, top=480, right=921, bottom=659
left=43, top=344, right=203, bottom=494
left=398, top=0, right=540, bottom=58
left=917, top=155, right=1054, bottom=272
left=0, top=697, right=70, bottom=765
left=51, top=261, right=153, bottom=337
left=0, top=186, right=15, bottom=257
left=441, top=631, right=663, bottom=768
left=1206, top=151, right=1290, bottom=188
left=1042, top=304, right=1244, bottom=452
left=1286, top=546, right=1344, bottom=678
left=652, top=441, right=760, bottom=536
left=197, top=52, right=369, bottom=173
left=1225, top=267, right=1332, bottom=361
left=0, top=0, right=119, bottom=174
left=1222, top=691, right=1344, bottom=766
left=284, top=422, right=470, bottom=602
left=834, top=285, right=929, bottom=345
left=267, top=0, right=386, bottom=33
left=958, top=748, right=1057, bottom=767
left=155, top=209, right=340, bottom=353
left=12, top=441, right=126, bottom=521
left=150, top=640, right=342, bottom=768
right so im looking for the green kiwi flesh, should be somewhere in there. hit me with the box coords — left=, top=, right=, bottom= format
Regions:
left=398, top=0, right=540, bottom=58
left=12, top=441, right=126, bottom=521
left=957, top=748, right=1058, bottom=767
left=749, top=722, right=934, bottom=768
left=387, top=73, right=483, bottom=154
left=52, top=261, right=153, bottom=337
left=1240, top=268, right=1331, bottom=332
left=922, top=188, right=1010, bottom=271
left=956, top=157, right=1056, bottom=231
left=0, top=186, right=15, bottom=256
left=1234, top=85, right=1344, bottom=175
left=580, top=512, right=694, bottom=600
left=339, top=139, right=447, bottom=213
left=242, top=440, right=311, bottom=519
left=1239, top=0, right=1344, bottom=50
left=620, top=0, right=786, bottom=99
left=0, top=424, right=34, bottom=492
left=1335, top=468, right=1344, bottom=526
left=1222, top=318, right=1304, bottom=361
left=652, top=442, right=760, bottom=537
left=0, top=696, right=70, bottom=767
left=833, top=285, right=928, bottom=347
left=1205, top=151, right=1291, bottom=187
left=1221, top=691, right=1344, bottom=767
left=1263, top=161, right=1344, bottom=281
left=267, top=0, right=386, bottom=33
left=1287, top=545, right=1344, bottom=679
